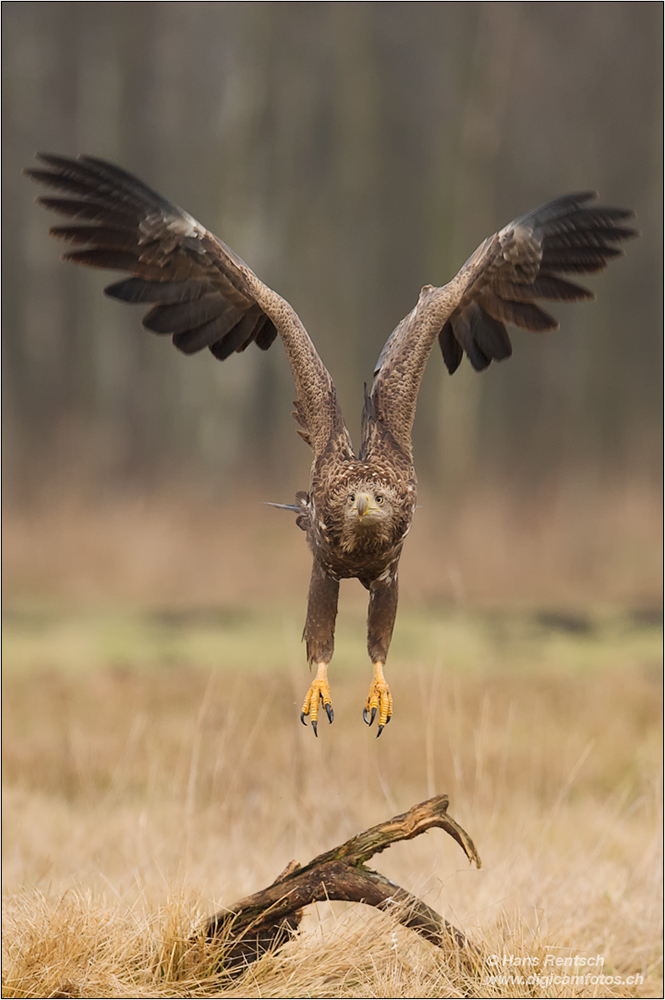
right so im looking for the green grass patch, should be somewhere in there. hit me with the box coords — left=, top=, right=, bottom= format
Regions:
left=3, top=598, right=661, bottom=679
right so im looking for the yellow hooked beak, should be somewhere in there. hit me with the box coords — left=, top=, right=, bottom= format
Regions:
left=355, top=493, right=383, bottom=522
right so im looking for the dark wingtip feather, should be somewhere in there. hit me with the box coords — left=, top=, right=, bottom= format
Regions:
left=62, top=248, right=140, bottom=270
left=104, top=278, right=211, bottom=304
left=519, top=191, right=598, bottom=229
left=542, top=246, right=625, bottom=275
left=24, top=167, right=69, bottom=188
left=36, top=152, right=79, bottom=169
left=27, top=152, right=173, bottom=217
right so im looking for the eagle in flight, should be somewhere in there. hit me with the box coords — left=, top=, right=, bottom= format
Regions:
left=27, top=154, right=636, bottom=736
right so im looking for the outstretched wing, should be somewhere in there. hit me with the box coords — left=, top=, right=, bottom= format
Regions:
left=368, top=192, right=637, bottom=456
left=25, top=153, right=349, bottom=459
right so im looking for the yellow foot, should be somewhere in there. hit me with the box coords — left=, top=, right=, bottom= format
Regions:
left=363, top=662, right=393, bottom=738
left=300, top=662, right=334, bottom=737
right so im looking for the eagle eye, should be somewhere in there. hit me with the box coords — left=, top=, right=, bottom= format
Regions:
left=376, top=494, right=384, bottom=504
left=348, top=493, right=355, bottom=503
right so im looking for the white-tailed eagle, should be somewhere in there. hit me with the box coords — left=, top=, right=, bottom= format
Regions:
left=26, top=154, right=636, bottom=735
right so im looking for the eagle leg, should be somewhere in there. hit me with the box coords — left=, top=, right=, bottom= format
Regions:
left=363, top=662, right=393, bottom=737
left=364, top=575, right=398, bottom=736
left=301, top=561, right=339, bottom=735
left=300, top=663, right=334, bottom=737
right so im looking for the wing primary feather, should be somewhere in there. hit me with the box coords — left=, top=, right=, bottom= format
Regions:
left=63, top=248, right=141, bottom=270
left=34, top=153, right=171, bottom=214
left=25, top=168, right=105, bottom=199
left=541, top=247, right=623, bottom=273
left=50, top=225, right=140, bottom=251
left=543, top=230, right=636, bottom=251
left=105, top=278, right=213, bottom=304
left=35, top=196, right=136, bottom=224
left=495, top=275, right=594, bottom=302
left=516, top=191, right=598, bottom=227
left=77, top=155, right=176, bottom=211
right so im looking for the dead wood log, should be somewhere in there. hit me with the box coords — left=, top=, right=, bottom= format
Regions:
left=202, top=794, right=481, bottom=970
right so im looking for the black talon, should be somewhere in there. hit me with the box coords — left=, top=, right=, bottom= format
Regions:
left=376, top=724, right=384, bottom=738
left=325, top=703, right=334, bottom=724
left=363, top=708, right=370, bottom=725
left=300, top=712, right=307, bottom=727
left=370, top=706, right=376, bottom=725
left=312, top=719, right=318, bottom=737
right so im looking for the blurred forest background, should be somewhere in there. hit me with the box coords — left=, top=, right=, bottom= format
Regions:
left=2, top=2, right=663, bottom=606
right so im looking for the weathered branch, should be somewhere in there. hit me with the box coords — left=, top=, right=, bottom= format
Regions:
left=202, top=794, right=481, bottom=970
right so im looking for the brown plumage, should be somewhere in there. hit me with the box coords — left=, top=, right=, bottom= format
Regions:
left=26, top=155, right=637, bottom=735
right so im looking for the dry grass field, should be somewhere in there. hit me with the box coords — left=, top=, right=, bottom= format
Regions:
left=2, top=486, right=663, bottom=998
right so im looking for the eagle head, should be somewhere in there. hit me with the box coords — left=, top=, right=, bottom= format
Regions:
left=338, top=481, right=401, bottom=551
